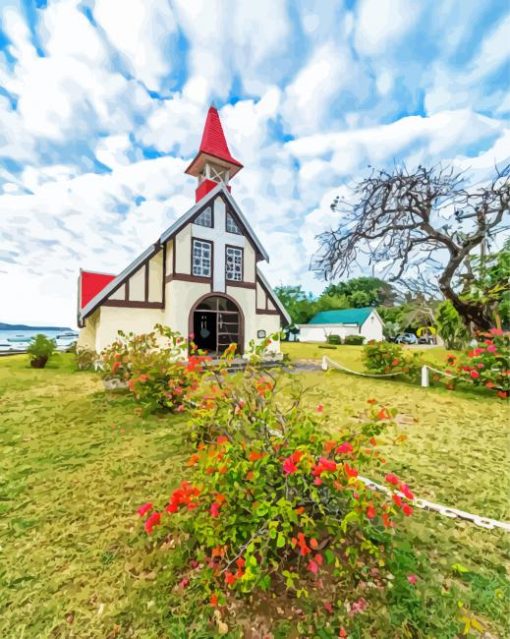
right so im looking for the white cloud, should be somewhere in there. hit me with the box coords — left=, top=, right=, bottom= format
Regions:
left=93, top=0, right=177, bottom=92
left=354, top=0, right=421, bottom=56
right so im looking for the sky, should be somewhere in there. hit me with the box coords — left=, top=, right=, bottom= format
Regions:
left=0, top=0, right=509, bottom=327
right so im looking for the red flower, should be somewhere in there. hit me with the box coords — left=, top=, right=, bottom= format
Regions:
left=179, top=577, right=189, bottom=589
left=402, top=503, right=413, bottom=516
left=391, top=358, right=400, bottom=366
left=336, top=442, right=354, bottom=454
left=216, top=435, right=228, bottom=445
left=307, top=559, right=319, bottom=574
left=248, top=450, right=265, bottom=462
left=314, top=477, right=323, bottom=486
left=344, top=462, right=358, bottom=478
left=486, top=344, right=497, bottom=353
left=407, top=574, right=418, bottom=585
left=470, top=370, right=480, bottom=379
left=210, top=593, right=218, bottom=607
left=316, top=403, right=324, bottom=413
left=392, top=494, right=402, bottom=508
left=489, top=328, right=503, bottom=336
left=312, top=457, right=337, bottom=477
left=210, top=502, right=221, bottom=518
left=377, top=407, right=391, bottom=420
left=283, top=456, right=298, bottom=475
left=385, top=473, right=399, bottom=486
left=144, top=511, right=161, bottom=534
left=367, top=398, right=377, bottom=404
left=224, top=571, right=237, bottom=586
left=399, top=483, right=414, bottom=500
left=382, top=513, right=393, bottom=528
left=292, top=532, right=311, bottom=556
left=323, top=601, right=334, bottom=614
left=366, top=505, right=376, bottom=519
left=137, top=502, right=153, bottom=517
left=497, top=390, right=509, bottom=399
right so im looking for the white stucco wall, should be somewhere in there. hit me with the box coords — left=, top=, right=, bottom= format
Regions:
left=148, top=250, right=163, bottom=303
left=94, top=306, right=165, bottom=352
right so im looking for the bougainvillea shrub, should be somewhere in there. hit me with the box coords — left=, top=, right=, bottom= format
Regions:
left=100, top=325, right=209, bottom=413
left=137, top=350, right=415, bottom=618
left=363, top=341, right=420, bottom=379
left=448, top=329, right=510, bottom=399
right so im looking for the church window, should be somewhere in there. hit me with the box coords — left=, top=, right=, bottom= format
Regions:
left=225, top=246, right=243, bottom=281
left=226, top=212, right=241, bottom=234
left=192, top=239, right=212, bottom=277
left=194, top=206, right=212, bottom=227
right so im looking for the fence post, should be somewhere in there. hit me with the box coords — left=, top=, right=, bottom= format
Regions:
left=321, top=356, right=328, bottom=371
left=421, top=365, right=429, bottom=388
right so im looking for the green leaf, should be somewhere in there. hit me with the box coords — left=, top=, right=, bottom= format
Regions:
left=276, top=533, right=285, bottom=548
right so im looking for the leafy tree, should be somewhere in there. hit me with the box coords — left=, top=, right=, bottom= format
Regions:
left=274, top=285, right=316, bottom=325
left=462, top=240, right=510, bottom=328
left=435, top=300, right=469, bottom=350
left=324, top=277, right=396, bottom=307
left=315, top=165, right=510, bottom=330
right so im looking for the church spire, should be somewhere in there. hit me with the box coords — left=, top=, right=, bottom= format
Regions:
left=185, top=105, right=243, bottom=202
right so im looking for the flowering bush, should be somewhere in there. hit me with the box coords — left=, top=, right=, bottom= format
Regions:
left=448, top=329, right=510, bottom=399
left=363, top=341, right=420, bottom=378
left=75, top=347, right=97, bottom=371
left=137, top=352, right=415, bottom=614
left=100, top=325, right=209, bottom=413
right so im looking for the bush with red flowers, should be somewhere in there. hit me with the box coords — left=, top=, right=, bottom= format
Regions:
left=100, top=324, right=209, bottom=413
left=137, top=346, right=415, bottom=609
left=363, top=341, right=421, bottom=379
left=449, top=329, right=510, bottom=399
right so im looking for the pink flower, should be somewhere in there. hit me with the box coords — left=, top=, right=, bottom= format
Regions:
left=336, top=442, right=354, bottom=454
left=144, top=511, right=161, bottom=534
left=349, top=597, right=368, bottom=616
left=179, top=577, right=189, bottom=589
left=407, top=574, right=418, bottom=585
left=307, top=559, right=319, bottom=574
left=137, top=502, right=153, bottom=517
left=487, top=344, right=497, bottom=353
left=283, top=456, right=298, bottom=475
left=489, top=328, right=503, bottom=336
left=210, top=502, right=221, bottom=518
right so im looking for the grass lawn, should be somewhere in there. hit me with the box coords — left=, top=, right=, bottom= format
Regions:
left=1, top=352, right=509, bottom=638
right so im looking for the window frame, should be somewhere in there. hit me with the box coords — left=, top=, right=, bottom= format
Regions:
left=226, top=211, right=242, bottom=235
left=191, top=238, right=213, bottom=279
left=225, top=244, right=244, bottom=282
left=193, top=205, right=213, bottom=228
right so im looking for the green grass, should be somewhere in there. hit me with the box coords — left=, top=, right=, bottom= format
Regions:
left=1, top=353, right=509, bottom=638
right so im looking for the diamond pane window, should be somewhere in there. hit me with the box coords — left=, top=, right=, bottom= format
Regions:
left=192, top=239, right=212, bottom=277
left=226, top=212, right=241, bottom=234
left=226, top=246, right=243, bottom=281
left=194, top=206, right=212, bottom=228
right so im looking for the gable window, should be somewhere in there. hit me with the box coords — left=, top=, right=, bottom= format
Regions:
left=192, top=239, right=212, bottom=277
left=226, top=212, right=241, bottom=234
left=194, top=206, right=212, bottom=228
left=225, top=246, right=243, bottom=281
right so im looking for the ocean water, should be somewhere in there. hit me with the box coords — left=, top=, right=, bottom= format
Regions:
left=0, top=329, right=78, bottom=351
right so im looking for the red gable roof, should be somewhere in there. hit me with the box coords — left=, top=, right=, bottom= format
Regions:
left=185, top=106, right=243, bottom=177
left=80, top=271, right=115, bottom=309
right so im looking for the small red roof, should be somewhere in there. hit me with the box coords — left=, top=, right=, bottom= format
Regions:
left=80, top=271, right=115, bottom=309
left=185, top=106, right=243, bottom=177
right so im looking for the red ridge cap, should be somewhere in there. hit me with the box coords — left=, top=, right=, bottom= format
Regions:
left=80, top=271, right=116, bottom=308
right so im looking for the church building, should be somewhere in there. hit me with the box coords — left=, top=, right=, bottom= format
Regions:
left=77, top=106, right=290, bottom=355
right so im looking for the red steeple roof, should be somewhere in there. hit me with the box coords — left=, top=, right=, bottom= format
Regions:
left=79, top=271, right=115, bottom=309
left=185, top=106, right=243, bottom=178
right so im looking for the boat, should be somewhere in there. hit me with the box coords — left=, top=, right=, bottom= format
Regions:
left=56, top=332, right=79, bottom=339
left=7, top=337, right=30, bottom=343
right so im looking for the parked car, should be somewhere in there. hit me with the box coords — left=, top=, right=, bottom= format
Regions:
left=395, top=333, right=418, bottom=345
left=418, top=335, right=435, bottom=345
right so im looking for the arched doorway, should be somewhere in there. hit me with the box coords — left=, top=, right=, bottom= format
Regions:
left=190, top=294, right=244, bottom=355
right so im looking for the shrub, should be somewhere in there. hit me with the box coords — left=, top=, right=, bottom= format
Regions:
left=435, top=300, right=469, bottom=350
left=99, top=325, right=209, bottom=413
left=326, top=334, right=342, bottom=345
left=449, top=329, right=510, bottom=399
left=344, top=334, right=365, bottom=345
left=363, top=340, right=420, bottom=378
left=137, top=352, right=415, bottom=614
left=27, top=334, right=56, bottom=369
left=75, top=347, right=97, bottom=371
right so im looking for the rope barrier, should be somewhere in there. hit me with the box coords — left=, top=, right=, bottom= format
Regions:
left=321, top=356, right=403, bottom=378
left=359, top=475, right=510, bottom=532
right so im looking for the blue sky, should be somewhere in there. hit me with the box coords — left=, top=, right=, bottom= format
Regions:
left=0, top=0, right=509, bottom=326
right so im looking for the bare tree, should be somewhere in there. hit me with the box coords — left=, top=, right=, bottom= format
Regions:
left=314, top=164, right=510, bottom=330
